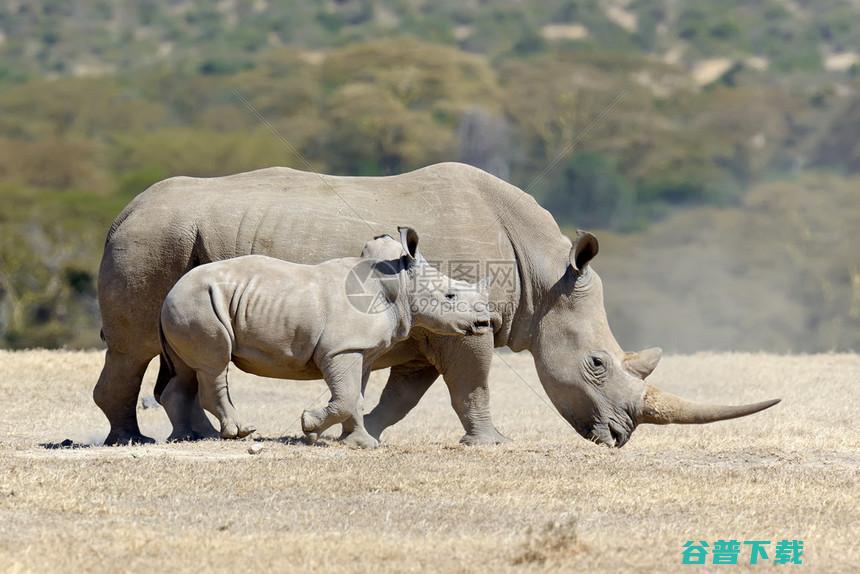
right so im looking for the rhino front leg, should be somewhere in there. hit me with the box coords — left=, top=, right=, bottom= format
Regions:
left=302, top=353, right=378, bottom=449
left=437, top=334, right=509, bottom=445
left=364, top=361, right=439, bottom=442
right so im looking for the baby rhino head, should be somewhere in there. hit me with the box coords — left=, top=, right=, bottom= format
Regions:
left=360, top=227, right=492, bottom=337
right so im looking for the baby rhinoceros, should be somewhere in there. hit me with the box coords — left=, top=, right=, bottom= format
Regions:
left=158, top=227, right=492, bottom=448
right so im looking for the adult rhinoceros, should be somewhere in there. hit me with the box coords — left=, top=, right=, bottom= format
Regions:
left=95, top=162, right=779, bottom=446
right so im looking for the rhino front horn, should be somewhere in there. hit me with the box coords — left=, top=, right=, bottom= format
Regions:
left=638, top=384, right=781, bottom=425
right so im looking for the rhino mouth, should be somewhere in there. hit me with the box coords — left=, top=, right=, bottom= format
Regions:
left=573, top=419, right=632, bottom=448
left=608, top=424, right=629, bottom=448
left=467, top=319, right=492, bottom=335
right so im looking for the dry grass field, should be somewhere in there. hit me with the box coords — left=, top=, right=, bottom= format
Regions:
left=0, top=350, right=857, bottom=573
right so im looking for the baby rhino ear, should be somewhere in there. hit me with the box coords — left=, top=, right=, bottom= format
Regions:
left=398, top=226, right=419, bottom=263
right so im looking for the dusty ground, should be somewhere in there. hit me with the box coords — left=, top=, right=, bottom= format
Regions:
left=0, top=350, right=857, bottom=573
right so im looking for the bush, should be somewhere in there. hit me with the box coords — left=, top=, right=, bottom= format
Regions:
left=542, top=151, right=635, bottom=229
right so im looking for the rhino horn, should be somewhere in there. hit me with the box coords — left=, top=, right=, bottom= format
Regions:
left=638, top=384, right=781, bottom=425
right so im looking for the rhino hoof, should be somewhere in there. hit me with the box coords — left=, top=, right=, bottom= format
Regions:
left=220, top=422, right=256, bottom=440
left=304, top=432, right=319, bottom=445
left=459, top=429, right=510, bottom=446
left=104, top=431, right=155, bottom=446
left=301, top=409, right=323, bottom=435
left=167, top=430, right=202, bottom=443
left=342, top=431, right=379, bottom=449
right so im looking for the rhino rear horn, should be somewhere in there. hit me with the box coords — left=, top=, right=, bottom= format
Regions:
left=638, top=384, right=781, bottom=425
left=624, top=347, right=662, bottom=379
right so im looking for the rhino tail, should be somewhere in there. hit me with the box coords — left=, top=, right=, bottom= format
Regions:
left=154, top=320, right=176, bottom=404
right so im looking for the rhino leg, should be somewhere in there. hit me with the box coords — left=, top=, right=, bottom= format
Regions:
left=155, top=360, right=218, bottom=441
left=161, top=375, right=197, bottom=442
left=364, top=362, right=439, bottom=442
left=197, top=368, right=256, bottom=440
left=160, top=358, right=217, bottom=442
left=188, top=397, right=219, bottom=439
left=337, top=368, right=380, bottom=449
left=94, top=349, right=156, bottom=446
left=302, top=353, right=378, bottom=449
left=437, top=334, right=509, bottom=445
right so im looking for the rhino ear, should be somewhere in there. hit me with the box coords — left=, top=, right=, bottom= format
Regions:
left=624, top=347, right=663, bottom=379
left=398, top=226, right=419, bottom=263
left=569, top=230, right=599, bottom=272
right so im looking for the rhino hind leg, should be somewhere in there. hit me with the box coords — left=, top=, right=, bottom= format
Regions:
left=188, top=398, right=219, bottom=439
left=161, top=359, right=217, bottom=442
left=94, top=349, right=156, bottom=446
left=364, top=362, right=439, bottom=442
left=197, top=368, right=256, bottom=439
left=155, top=359, right=218, bottom=441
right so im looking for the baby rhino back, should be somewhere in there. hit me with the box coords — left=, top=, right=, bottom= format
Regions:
left=161, top=255, right=338, bottom=379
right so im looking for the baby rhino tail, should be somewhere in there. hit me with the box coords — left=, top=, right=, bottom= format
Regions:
left=154, top=320, right=176, bottom=404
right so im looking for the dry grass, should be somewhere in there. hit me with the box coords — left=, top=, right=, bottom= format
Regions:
left=0, top=350, right=857, bottom=573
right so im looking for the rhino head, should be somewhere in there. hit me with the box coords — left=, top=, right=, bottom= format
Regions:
left=360, top=227, right=492, bottom=337
left=529, top=231, right=780, bottom=447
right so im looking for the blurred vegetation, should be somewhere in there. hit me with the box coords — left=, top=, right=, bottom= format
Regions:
left=0, top=0, right=859, bottom=350
left=596, top=174, right=860, bottom=353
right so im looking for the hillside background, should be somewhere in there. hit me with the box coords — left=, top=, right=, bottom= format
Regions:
left=0, top=0, right=858, bottom=352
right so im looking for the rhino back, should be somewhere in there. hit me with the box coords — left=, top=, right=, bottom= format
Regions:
left=100, top=162, right=562, bottom=350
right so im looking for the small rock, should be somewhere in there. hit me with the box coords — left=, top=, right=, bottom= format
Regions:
left=139, top=396, right=161, bottom=410
left=60, top=438, right=74, bottom=448
left=248, top=443, right=264, bottom=455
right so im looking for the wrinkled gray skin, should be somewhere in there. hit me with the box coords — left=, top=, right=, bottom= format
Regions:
left=159, top=229, right=490, bottom=448
left=96, top=162, right=779, bottom=447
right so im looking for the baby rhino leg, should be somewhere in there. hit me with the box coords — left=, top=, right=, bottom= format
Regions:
left=302, top=354, right=378, bottom=449
left=338, top=368, right=376, bottom=449
left=197, top=368, right=256, bottom=439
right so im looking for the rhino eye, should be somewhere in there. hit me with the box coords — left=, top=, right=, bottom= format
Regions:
left=588, top=354, right=608, bottom=377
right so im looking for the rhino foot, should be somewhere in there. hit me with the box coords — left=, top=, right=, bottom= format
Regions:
left=303, top=432, right=320, bottom=445
left=341, top=429, right=379, bottom=449
left=459, top=428, right=510, bottom=446
left=301, top=408, right=325, bottom=436
left=103, top=430, right=155, bottom=446
left=189, top=402, right=219, bottom=439
left=167, top=429, right=207, bottom=443
left=219, top=420, right=256, bottom=439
